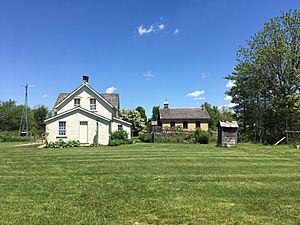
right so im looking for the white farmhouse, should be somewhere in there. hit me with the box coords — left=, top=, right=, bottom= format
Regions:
left=45, top=76, right=131, bottom=145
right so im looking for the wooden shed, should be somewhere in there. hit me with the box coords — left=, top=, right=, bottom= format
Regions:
left=217, top=121, right=239, bottom=147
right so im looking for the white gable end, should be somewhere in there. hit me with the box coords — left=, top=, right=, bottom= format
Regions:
left=56, top=85, right=115, bottom=120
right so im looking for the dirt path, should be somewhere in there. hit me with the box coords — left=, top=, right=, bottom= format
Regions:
left=14, top=141, right=44, bottom=147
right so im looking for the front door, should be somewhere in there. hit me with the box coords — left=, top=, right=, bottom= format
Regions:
left=79, top=121, right=88, bottom=143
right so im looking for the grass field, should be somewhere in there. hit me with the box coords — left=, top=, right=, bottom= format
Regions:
left=0, top=142, right=299, bottom=225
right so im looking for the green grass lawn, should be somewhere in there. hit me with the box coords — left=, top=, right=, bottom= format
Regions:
left=0, top=142, right=299, bottom=225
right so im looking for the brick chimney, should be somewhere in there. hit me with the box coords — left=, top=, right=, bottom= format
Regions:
left=83, top=75, right=89, bottom=84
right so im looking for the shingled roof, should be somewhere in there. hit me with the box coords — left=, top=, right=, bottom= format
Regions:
left=159, top=108, right=210, bottom=120
left=54, top=93, right=120, bottom=111
left=99, top=93, right=120, bottom=110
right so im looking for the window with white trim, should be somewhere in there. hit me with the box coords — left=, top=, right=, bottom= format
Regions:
left=90, top=98, right=96, bottom=110
left=74, top=99, right=80, bottom=107
left=118, top=125, right=123, bottom=130
left=58, top=121, right=66, bottom=136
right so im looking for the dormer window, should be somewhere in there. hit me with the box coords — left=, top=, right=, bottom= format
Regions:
left=90, top=98, right=96, bottom=110
left=74, top=99, right=80, bottom=107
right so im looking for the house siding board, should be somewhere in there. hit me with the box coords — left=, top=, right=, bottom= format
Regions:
left=217, top=121, right=239, bottom=147
left=56, top=86, right=114, bottom=120
left=200, top=123, right=208, bottom=131
left=46, top=110, right=110, bottom=145
left=54, top=92, right=120, bottom=112
left=111, top=120, right=132, bottom=139
left=161, top=120, right=209, bottom=131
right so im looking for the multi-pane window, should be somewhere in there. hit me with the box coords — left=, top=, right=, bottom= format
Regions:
left=90, top=99, right=96, bottom=110
left=118, top=125, right=123, bottom=130
left=183, top=121, right=188, bottom=129
left=196, top=121, right=201, bottom=128
left=74, top=99, right=80, bottom=107
left=170, top=121, right=175, bottom=128
left=59, top=121, right=66, bottom=136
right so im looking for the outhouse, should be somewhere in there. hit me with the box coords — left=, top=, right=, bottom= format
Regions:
left=217, top=121, right=239, bottom=147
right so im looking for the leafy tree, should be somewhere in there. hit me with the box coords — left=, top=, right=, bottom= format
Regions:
left=0, top=100, right=24, bottom=131
left=136, top=106, right=147, bottom=122
left=32, top=105, right=51, bottom=136
left=151, top=106, right=160, bottom=121
left=202, top=102, right=234, bottom=130
left=0, top=100, right=50, bottom=136
left=226, top=9, right=300, bottom=143
left=119, top=109, right=146, bottom=135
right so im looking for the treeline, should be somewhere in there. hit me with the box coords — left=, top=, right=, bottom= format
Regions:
left=227, top=10, right=300, bottom=144
left=0, top=100, right=51, bottom=136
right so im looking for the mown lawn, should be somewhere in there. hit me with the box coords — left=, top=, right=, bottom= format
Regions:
left=0, top=142, right=299, bottom=225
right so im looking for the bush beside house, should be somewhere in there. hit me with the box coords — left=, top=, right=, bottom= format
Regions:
left=109, top=130, right=133, bottom=146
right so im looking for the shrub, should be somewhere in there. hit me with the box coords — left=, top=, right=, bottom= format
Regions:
left=110, top=130, right=128, bottom=140
left=109, top=130, right=132, bottom=146
left=47, top=140, right=80, bottom=148
left=185, top=133, right=195, bottom=143
left=195, top=129, right=209, bottom=144
left=170, top=125, right=183, bottom=133
left=138, top=133, right=153, bottom=143
left=0, top=131, right=30, bottom=142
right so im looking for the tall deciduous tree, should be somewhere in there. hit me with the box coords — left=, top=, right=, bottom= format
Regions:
left=0, top=100, right=24, bottom=131
left=151, top=106, right=159, bottom=121
left=135, top=106, right=147, bottom=122
left=32, top=105, right=51, bottom=136
left=226, top=9, right=300, bottom=143
left=202, top=102, right=234, bottom=130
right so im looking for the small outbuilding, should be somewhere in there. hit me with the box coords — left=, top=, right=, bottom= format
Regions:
left=217, top=121, right=239, bottom=147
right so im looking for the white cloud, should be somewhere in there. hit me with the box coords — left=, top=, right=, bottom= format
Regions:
left=137, top=22, right=167, bottom=36
left=224, top=95, right=232, bottom=101
left=200, top=72, right=207, bottom=79
left=174, top=28, right=179, bottom=34
left=42, top=94, right=49, bottom=98
left=106, top=86, right=117, bottom=93
left=137, top=25, right=155, bottom=35
left=218, top=103, right=237, bottom=112
left=226, top=80, right=236, bottom=88
left=143, top=70, right=154, bottom=80
left=158, top=23, right=165, bottom=30
left=186, top=90, right=205, bottom=100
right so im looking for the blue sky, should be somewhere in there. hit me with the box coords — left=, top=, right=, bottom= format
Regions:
left=1, top=0, right=299, bottom=117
